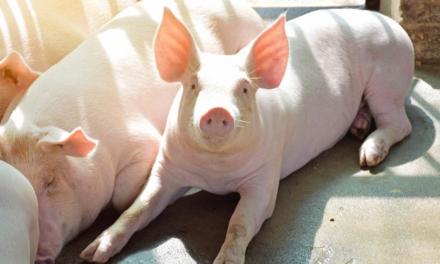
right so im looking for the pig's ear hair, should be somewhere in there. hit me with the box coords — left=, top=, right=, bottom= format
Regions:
left=154, top=7, right=200, bottom=82
left=244, top=15, right=289, bottom=89
left=37, top=127, right=98, bottom=157
left=0, top=51, right=39, bottom=90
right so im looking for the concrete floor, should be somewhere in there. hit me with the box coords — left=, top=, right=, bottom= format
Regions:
left=57, top=7, right=440, bottom=264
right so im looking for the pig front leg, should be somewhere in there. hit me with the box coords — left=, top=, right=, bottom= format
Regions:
left=80, top=170, right=188, bottom=263
left=214, top=170, right=280, bottom=264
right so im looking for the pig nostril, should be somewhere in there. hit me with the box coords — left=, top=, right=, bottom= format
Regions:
left=207, top=118, right=212, bottom=125
left=222, top=120, right=228, bottom=127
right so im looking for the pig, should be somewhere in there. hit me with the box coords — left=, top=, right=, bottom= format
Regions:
left=0, top=160, right=39, bottom=263
left=0, top=0, right=265, bottom=262
left=0, top=0, right=137, bottom=121
left=82, top=8, right=414, bottom=263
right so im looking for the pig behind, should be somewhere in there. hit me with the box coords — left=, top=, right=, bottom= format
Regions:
left=86, top=9, right=414, bottom=264
left=0, top=160, right=39, bottom=263
left=0, top=0, right=265, bottom=262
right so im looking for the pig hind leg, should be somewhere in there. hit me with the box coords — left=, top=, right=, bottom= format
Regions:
left=359, top=68, right=412, bottom=167
left=350, top=100, right=373, bottom=140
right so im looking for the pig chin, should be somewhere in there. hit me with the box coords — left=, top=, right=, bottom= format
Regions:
left=202, top=133, right=231, bottom=145
left=193, top=128, right=239, bottom=153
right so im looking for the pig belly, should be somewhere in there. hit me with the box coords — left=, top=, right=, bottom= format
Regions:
left=0, top=161, right=39, bottom=263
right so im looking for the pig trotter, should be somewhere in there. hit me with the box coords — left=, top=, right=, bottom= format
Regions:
left=80, top=222, right=130, bottom=263
left=359, top=108, right=411, bottom=167
left=359, top=137, right=388, bottom=167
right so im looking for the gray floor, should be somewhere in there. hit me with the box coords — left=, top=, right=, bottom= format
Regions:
left=57, top=8, right=440, bottom=264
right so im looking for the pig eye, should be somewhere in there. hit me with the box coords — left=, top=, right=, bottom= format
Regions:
left=240, top=80, right=251, bottom=95
left=45, top=177, right=55, bottom=190
left=188, top=76, right=198, bottom=91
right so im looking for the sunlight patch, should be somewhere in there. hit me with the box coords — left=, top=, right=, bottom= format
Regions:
left=10, top=107, right=24, bottom=130
left=0, top=8, right=11, bottom=48
left=6, top=0, right=29, bottom=55
left=152, top=237, right=196, bottom=264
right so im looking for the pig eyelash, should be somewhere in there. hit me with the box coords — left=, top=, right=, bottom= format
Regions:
left=47, top=177, right=55, bottom=186
left=187, top=59, right=199, bottom=75
left=235, top=119, right=250, bottom=128
left=44, top=177, right=56, bottom=193
left=248, top=76, right=262, bottom=82
left=245, top=68, right=263, bottom=81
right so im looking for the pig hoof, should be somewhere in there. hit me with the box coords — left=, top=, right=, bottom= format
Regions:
left=359, top=139, right=388, bottom=167
left=80, top=230, right=126, bottom=263
left=350, top=110, right=372, bottom=140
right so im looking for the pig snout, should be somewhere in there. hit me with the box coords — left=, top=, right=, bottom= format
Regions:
left=35, top=256, right=55, bottom=264
left=36, top=211, right=63, bottom=262
left=36, top=244, right=57, bottom=264
left=199, top=107, right=234, bottom=138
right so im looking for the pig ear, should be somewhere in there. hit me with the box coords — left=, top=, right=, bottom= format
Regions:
left=154, top=7, right=200, bottom=82
left=37, top=127, right=97, bottom=157
left=245, top=15, right=289, bottom=89
left=0, top=51, right=39, bottom=90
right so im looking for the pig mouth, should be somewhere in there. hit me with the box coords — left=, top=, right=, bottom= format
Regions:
left=201, top=133, right=230, bottom=144
left=35, top=254, right=55, bottom=264
left=197, top=133, right=238, bottom=153
left=36, top=235, right=62, bottom=263
left=36, top=248, right=56, bottom=264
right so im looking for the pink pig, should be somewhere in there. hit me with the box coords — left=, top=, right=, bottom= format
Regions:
left=83, top=8, right=414, bottom=263
left=0, top=1, right=265, bottom=263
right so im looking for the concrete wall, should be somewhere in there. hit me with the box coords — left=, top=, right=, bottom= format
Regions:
left=380, top=0, right=401, bottom=21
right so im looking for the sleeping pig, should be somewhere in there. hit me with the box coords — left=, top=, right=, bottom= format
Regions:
left=84, top=8, right=414, bottom=263
left=0, top=0, right=265, bottom=263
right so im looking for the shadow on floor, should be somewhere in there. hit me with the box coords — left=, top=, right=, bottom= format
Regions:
left=415, top=67, right=440, bottom=90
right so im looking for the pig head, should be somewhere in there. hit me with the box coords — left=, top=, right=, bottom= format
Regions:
left=0, top=124, right=98, bottom=261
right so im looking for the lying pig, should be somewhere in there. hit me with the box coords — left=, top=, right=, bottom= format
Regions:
left=0, top=0, right=137, bottom=121
left=0, top=160, right=39, bottom=263
left=0, top=0, right=265, bottom=262
left=84, top=9, right=414, bottom=263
